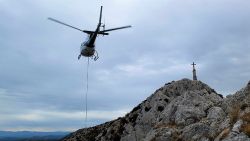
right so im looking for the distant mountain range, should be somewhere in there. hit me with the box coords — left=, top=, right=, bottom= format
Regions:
left=0, top=131, right=69, bottom=141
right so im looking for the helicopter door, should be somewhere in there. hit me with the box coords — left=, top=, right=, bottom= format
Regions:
left=80, top=41, right=87, bottom=51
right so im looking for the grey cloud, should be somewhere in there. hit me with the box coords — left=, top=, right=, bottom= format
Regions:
left=0, top=0, right=250, bottom=131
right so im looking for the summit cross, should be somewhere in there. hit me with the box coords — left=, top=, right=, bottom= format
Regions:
left=191, top=62, right=197, bottom=80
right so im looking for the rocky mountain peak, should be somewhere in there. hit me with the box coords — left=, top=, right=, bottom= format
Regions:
left=63, top=79, right=250, bottom=141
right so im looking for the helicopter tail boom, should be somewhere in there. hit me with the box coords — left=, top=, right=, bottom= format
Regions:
left=99, top=6, right=103, bottom=25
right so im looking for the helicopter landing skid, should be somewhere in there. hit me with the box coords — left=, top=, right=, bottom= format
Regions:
left=92, top=50, right=99, bottom=61
left=78, top=54, right=81, bottom=60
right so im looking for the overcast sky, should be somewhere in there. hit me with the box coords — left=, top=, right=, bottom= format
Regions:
left=0, top=0, right=250, bottom=131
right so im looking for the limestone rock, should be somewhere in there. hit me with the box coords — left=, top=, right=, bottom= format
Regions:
left=221, top=133, right=250, bottom=141
left=180, top=123, right=212, bottom=141
left=207, top=107, right=226, bottom=123
left=62, top=79, right=250, bottom=141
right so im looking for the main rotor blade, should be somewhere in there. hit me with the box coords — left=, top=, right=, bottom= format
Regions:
left=99, top=6, right=103, bottom=24
left=48, top=17, right=83, bottom=32
left=99, top=25, right=132, bottom=33
left=83, top=30, right=109, bottom=35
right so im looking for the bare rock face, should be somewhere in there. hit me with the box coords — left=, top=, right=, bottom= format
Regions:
left=62, top=79, right=250, bottom=141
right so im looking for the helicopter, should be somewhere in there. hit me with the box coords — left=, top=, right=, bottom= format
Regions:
left=48, top=6, right=132, bottom=60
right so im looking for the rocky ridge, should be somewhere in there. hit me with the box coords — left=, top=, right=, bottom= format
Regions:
left=63, top=79, right=250, bottom=141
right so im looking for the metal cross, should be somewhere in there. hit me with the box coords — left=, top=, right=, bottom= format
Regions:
left=191, top=62, right=196, bottom=69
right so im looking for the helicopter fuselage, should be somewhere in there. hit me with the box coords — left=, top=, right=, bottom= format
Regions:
left=80, top=41, right=95, bottom=57
left=80, top=27, right=99, bottom=57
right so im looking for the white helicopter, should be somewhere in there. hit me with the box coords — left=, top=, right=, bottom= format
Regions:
left=48, top=6, right=132, bottom=60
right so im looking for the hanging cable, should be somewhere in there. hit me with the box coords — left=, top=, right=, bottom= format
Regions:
left=84, top=57, right=90, bottom=128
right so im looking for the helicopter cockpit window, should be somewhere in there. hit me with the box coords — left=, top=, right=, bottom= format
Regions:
left=81, top=41, right=86, bottom=47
